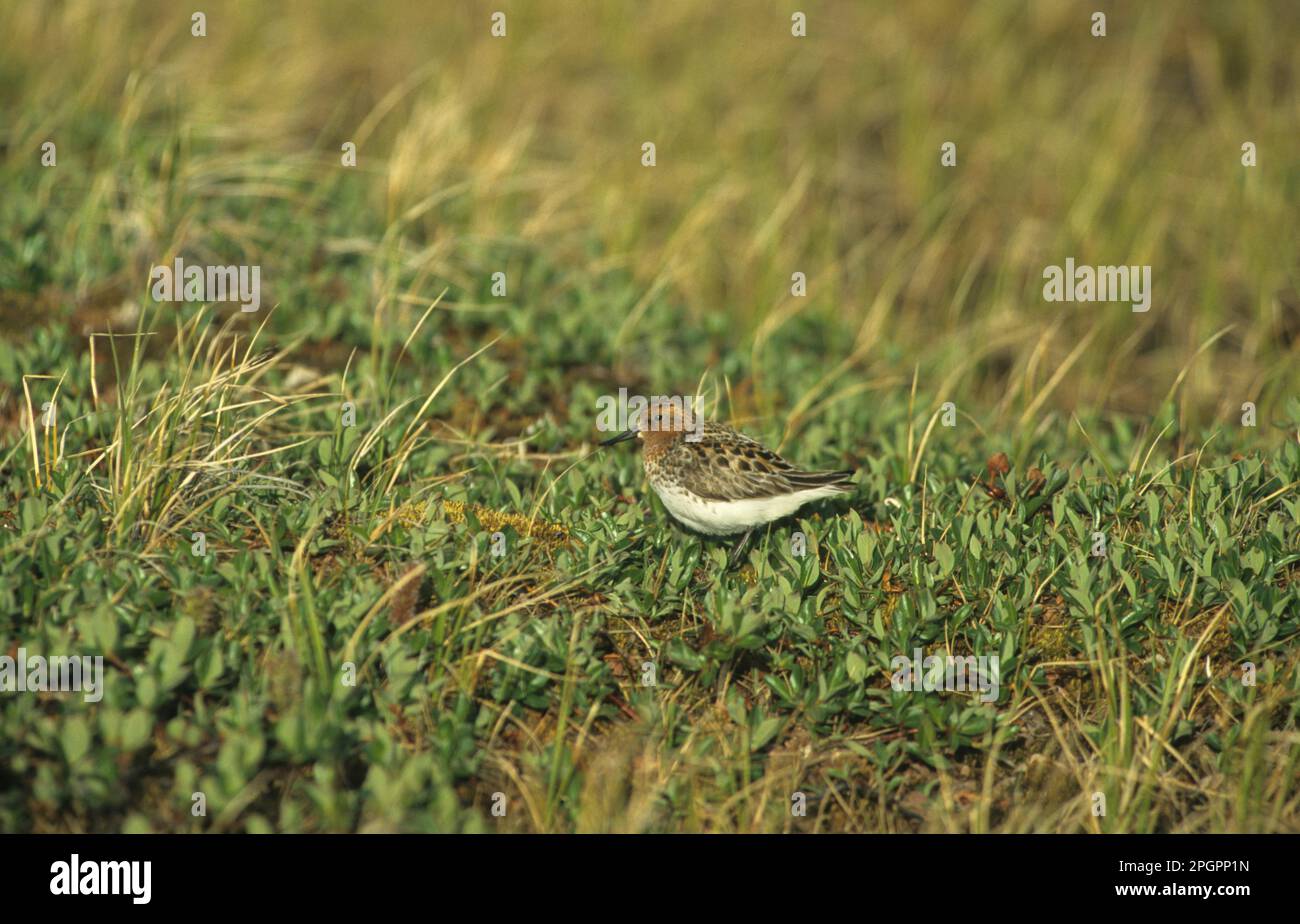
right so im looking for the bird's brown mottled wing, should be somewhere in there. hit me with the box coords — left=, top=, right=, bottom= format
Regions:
left=667, top=423, right=854, bottom=501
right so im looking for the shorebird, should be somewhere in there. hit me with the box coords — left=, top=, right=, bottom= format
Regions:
left=602, top=405, right=854, bottom=566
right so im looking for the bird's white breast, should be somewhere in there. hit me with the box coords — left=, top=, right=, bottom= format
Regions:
left=649, top=481, right=843, bottom=535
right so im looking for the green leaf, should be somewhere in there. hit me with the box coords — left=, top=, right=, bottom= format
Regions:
left=933, top=541, right=954, bottom=578
left=664, top=638, right=705, bottom=672
left=62, top=717, right=91, bottom=764
left=749, top=713, right=784, bottom=751
left=845, top=650, right=868, bottom=683
left=121, top=709, right=152, bottom=751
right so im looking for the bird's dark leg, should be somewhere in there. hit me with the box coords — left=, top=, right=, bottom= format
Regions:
left=727, top=528, right=755, bottom=571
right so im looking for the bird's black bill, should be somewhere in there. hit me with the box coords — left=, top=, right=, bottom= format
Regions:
left=600, top=430, right=637, bottom=447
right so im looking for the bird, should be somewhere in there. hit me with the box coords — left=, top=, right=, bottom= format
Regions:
left=602, top=404, right=854, bottom=566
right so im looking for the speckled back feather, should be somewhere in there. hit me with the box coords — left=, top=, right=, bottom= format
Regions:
left=645, top=421, right=853, bottom=502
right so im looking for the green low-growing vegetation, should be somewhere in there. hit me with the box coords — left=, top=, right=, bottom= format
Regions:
left=1, top=1, right=1298, bottom=832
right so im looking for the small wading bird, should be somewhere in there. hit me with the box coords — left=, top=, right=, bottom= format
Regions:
left=602, top=405, right=854, bottom=566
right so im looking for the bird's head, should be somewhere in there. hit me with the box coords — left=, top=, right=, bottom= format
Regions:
left=600, top=400, right=700, bottom=454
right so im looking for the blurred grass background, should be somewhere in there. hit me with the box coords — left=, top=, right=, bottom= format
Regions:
left=3, top=0, right=1297, bottom=436
left=1, top=1, right=1299, bottom=834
